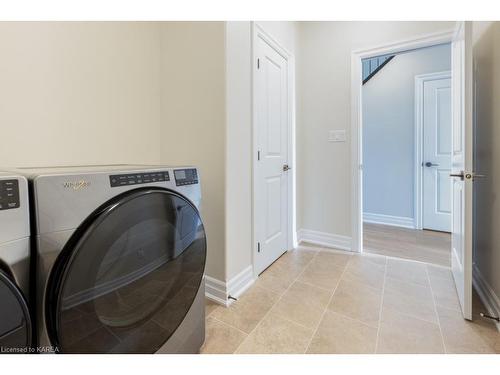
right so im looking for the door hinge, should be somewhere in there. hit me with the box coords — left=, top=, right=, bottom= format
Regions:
left=257, top=58, right=260, bottom=69
left=257, top=242, right=261, bottom=253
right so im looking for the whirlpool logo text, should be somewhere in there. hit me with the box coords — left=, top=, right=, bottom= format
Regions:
left=62, top=180, right=91, bottom=190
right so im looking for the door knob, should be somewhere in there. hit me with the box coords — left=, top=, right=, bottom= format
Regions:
left=283, top=164, right=291, bottom=172
left=450, top=171, right=487, bottom=181
left=424, top=162, right=439, bottom=167
left=465, top=172, right=486, bottom=180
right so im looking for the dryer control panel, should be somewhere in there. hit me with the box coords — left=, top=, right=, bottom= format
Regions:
left=174, top=169, right=198, bottom=186
left=0, top=179, right=20, bottom=211
left=110, top=171, right=170, bottom=187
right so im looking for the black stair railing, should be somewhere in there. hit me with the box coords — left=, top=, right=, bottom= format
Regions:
left=362, top=55, right=395, bottom=85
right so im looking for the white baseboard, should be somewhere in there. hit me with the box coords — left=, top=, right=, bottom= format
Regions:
left=473, top=264, right=500, bottom=332
left=297, top=228, right=352, bottom=251
left=363, top=212, right=415, bottom=229
left=204, top=265, right=256, bottom=307
left=205, top=275, right=229, bottom=306
left=227, top=265, right=255, bottom=299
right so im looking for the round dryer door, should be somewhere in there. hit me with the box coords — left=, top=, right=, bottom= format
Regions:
left=0, top=270, right=32, bottom=353
left=45, top=188, right=206, bottom=354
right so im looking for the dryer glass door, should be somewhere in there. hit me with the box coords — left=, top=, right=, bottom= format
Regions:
left=0, top=270, right=32, bottom=353
left=45, top=188, right=206, bottom=353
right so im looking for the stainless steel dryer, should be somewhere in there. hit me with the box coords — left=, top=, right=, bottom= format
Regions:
left=0, top=172, right=32, bottom=353
left=18, top=165, right=206, bottom=354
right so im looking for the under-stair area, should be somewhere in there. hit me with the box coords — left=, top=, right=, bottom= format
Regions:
left=362, top=54, right=395, bottom=84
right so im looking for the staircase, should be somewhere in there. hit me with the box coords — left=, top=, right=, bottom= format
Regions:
left=362, top=54, right=395, bottom=85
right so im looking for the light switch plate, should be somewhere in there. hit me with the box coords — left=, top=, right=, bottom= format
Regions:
left=328, top=130, right=346, bottom=142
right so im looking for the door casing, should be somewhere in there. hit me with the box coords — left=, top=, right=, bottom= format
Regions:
left=252, top=23, right=296, bottom=279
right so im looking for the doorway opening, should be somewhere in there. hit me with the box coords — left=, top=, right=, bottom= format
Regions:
left=361, top=44, right=452, bottom=267
left=352, top=22, right=474, bottom=321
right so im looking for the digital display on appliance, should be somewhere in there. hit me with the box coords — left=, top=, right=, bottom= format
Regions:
left=175, top=170, right=186, bottom=180
left=174, top=169, right=198, bottom=186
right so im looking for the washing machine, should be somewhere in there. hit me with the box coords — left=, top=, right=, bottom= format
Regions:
left=0, top=172, right=33, bottom=353
left=19, top=165, right=206, bottom=354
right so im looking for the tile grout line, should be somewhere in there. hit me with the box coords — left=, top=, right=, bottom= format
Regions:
left=303, top=254, right=352, bottom=354
left=300, top=259, right=385, bottom=331
left=209, top=315, right=251, bottom=337
left=425, top=265, right=448, bottom=354
left=366, top=252, right=452, bottom=270
left=231, top=248, right=325, bottom=354
left=379, top=260, right=448, bottom=326
left=205, top=305, right=217, bottom=319
left=325, top=309, right=380, bottom=330
left=373, top=255, right=388, bottom=354
left=273, top=312, right=317, bottom=332
left=201, top=314, right=249, bottom=354
left=230, top=248, right=322, bottom=353
left=208, top=247, right=464, bottom=355
left=209, top=247, right=395, bottom=353
left=207, top=247, right=319, bottom=321
left=295, top=279, right=335, bottom=293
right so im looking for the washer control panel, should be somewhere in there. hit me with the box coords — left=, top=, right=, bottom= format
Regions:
left=0, top=179, right=20, bottom=210
left=174, top=168, right=198, bottom=186
left=110, top=171, right=170, bottom=188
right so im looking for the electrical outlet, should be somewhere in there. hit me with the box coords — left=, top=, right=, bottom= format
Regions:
left=328, top=130, right=346, bottom=142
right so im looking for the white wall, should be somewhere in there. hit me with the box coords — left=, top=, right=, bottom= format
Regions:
left=296, top=21, right=455, bottom=240
left=0, top=21, right=228, bottom=282
left=0, top=22, right=162, bottom=168
left=362, top=44, right=451, bottom=220
left=159, top=22, right=227, bottom=281
left=472, top=21, right=500, bottom=313
left=0, top=20, right=295, bottom=288
left=225, top=22, right=252, bottom=281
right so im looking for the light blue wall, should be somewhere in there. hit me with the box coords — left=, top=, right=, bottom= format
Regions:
left=362, top=44, right=451, bottom=219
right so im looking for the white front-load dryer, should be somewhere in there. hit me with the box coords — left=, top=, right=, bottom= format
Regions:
left=18, top=165, right=206, bottom=354
left=0, top=172, right=33, bottom=353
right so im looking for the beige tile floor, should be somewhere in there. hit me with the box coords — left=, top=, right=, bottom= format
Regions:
left=201, top=244, right=499, bottom=354
left=364, top=223, right=451, bottom=267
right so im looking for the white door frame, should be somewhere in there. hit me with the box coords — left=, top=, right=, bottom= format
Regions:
left=414, top=70, right=452, bottom=230
left=252, top=23, right=296, bottom=278
left=350, top=30, right=455, bottom=253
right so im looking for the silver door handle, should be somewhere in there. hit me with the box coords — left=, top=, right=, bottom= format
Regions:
left=424, top=162, right=440, bottom=167
left=449, top=171, right=487, bottom=181
left=283, top=164, right=291, bottom=172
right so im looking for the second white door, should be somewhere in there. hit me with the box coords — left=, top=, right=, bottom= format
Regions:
left=423, top=76, right=452, bottom=232
left=254, top=33, right=290, bottom=275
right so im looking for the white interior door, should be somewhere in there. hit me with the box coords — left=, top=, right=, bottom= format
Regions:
left=254, top=33, right=289, bottom=275
left=450, top=21, right=474, bottom=320
left=423, top=77, right=452, bottom=232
